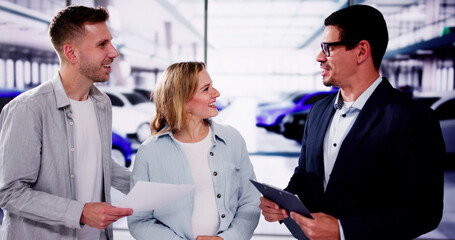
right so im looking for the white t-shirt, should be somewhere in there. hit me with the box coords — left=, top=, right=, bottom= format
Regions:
left=70, top=98, right=103, bottom=240
left=175, top=127, right=220, bottom=238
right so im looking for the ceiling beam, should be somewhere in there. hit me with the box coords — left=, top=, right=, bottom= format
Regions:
left=0, top=1, right=50, bottom=25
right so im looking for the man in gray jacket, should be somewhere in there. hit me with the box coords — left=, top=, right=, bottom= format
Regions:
left=0, top=5, right=133, bottom=240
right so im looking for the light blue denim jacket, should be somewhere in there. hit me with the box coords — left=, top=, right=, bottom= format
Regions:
left=0, top=74, right=131, bottom=240
left=128, top=121, right=260, bottom=240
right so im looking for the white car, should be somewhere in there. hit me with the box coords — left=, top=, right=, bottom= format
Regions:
left=99, top=87, right=156, bottom=145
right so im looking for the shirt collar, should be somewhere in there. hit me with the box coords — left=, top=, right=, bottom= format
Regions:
left=51, top=73, right=70, bottom=109
left=334, top=76, right=383, bottom=111
left=154, top=119, right=227, bottom=145
left=51, top=72, right=109, bottom=109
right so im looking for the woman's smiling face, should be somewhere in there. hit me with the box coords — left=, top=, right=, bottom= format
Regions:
left=186, top=69, right=221, bottom=121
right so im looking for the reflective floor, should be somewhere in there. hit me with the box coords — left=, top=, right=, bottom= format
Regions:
left=112, top=97, right=455, bottom=239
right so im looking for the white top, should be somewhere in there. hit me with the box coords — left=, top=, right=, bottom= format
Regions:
left=175, top=127, right=220, bottom=238
left=70, top=98, right=103, bottom=240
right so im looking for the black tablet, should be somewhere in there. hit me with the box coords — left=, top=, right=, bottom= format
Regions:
left=251, top=179, right=312, bottom=240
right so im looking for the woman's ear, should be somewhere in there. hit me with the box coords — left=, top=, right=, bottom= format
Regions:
left=184, top=103, right=191, bottom=116
left=357, top=40, right=371, bottom=64
left=63, top=44, right=78, bottom=64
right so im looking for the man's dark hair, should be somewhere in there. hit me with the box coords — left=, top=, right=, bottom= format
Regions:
left=325, top=4, right=388, bottom=69
left=48, top=5, right=109, bottom=52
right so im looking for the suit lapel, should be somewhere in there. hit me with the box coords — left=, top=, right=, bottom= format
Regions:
left=325, top=79, right=392, bottom=194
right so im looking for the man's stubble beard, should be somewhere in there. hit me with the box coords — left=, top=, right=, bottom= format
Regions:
left=79, top=54, right=110, bottom=83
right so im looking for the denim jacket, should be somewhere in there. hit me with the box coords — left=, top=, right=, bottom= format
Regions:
left=0, top=74, right=131, bottom=240
left=128, top=121, right=260, bottom=240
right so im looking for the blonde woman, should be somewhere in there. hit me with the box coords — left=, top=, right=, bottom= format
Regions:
left=128, top=62, right=260, bottom=240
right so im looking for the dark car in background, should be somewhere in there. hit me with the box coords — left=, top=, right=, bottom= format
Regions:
left=432, top=93, right=455, bottom=160
left=414, top=92, right=455, bottom=160
left=0, top=88, right=23, bottom=112
left=279, top=109, right=310, bottom=142
left=256, top=90, right=336, bottom=132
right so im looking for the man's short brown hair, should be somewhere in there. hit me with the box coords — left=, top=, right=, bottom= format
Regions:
left=48, top=5, right=109, bottom=52
left=324, top=5, right=388, bottom=70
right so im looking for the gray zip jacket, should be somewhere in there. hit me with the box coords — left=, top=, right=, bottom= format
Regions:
left=0, top=74, right=131, bottom=240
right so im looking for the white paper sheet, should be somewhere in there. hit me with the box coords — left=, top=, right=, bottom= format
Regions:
left=118, top=181, right=193, bottom=211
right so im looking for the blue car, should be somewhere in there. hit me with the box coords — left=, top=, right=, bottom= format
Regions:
left=112, top=131, right=133, bottom=167
left=0, top=88, right=23, bottom=112
left=256, top=90, right=336, bottom=132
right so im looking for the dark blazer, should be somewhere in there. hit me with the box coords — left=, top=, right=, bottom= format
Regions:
left=285, top=79, right=445, bottom=240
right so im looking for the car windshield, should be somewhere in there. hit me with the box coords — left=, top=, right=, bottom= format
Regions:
left=123, top=92, right=149, bottom=105
left=106, top=93, right=124, bottom=107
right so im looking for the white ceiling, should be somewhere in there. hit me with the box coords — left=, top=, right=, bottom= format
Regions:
left=0, top=0, right=425, bottom=68
left=204, top=0, right=346, bottom=49
left=0, top=1, right=54, bottom=51
left=166, top=0, right=422, bottom=50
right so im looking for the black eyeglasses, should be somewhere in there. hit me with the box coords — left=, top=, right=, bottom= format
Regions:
left=320, top=40, right=360, bottom=57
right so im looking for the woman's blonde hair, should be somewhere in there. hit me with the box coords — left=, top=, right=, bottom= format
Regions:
left=151, top=62, right=206, bottom=135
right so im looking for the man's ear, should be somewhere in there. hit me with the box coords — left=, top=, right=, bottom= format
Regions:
left=63, top=44, right=78, bottom=64
left=357, top=40, right=371, bottom=64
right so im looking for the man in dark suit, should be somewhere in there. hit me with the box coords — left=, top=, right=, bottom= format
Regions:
left=259, top=5, right=445, bottom=240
